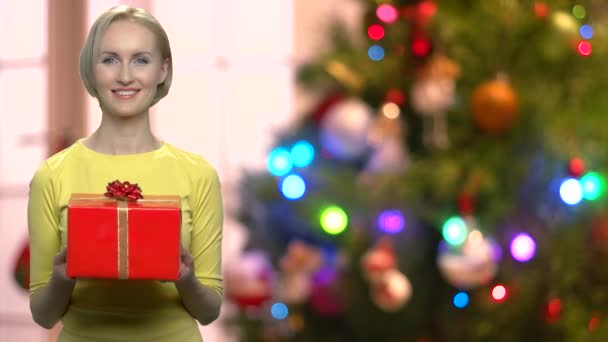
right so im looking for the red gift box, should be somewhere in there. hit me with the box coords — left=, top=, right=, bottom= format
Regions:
left=66, top=192, right=181, bottom=280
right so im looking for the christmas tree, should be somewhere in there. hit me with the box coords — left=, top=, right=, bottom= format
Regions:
left=224, top=1, right=608, bottom=341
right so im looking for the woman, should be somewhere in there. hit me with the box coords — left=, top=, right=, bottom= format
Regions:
left=28, top=5, right=223, bottom=341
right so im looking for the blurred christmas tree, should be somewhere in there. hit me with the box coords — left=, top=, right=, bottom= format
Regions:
left=224, top=1, right=608, bottom=341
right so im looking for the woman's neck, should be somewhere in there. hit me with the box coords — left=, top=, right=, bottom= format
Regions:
left=83, top=111, right=162, bottom=155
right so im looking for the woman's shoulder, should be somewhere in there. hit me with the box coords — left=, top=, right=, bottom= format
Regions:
left=162, top=142, right=219, bottom=178
left=32, top=140, right=84, bottom=179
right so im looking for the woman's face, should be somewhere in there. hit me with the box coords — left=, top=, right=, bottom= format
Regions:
left=94, top=20, right=167, bottom=118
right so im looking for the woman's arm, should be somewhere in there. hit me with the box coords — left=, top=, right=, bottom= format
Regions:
left=28, top=162, right=75, bottom=329
left=30, top=250, right=76, bottom=329
left=175, top=248, right=222, bottom=325
left=179, top=162, right=224, bottom=325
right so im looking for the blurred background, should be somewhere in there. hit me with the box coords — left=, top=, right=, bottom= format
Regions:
left=3, top=0, right=608, bottom=341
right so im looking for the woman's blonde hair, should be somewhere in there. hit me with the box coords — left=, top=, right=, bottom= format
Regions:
left=79, top=5, right=173, bottom=107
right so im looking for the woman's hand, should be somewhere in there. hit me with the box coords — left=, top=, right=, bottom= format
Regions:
left=176, top=247, right=196, bottom=284
left=52, top=249, right=75, bottom=285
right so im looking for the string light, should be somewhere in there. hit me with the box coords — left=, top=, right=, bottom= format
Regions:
left=368, top=45, right=385, bottom=61
left=491, top=285, right=507, bottom=301
left=580, top=24, right=594, bottom=39
left=291, top=140, right=315, bottom=167
left=442, top=216, right=468, bottom=246
left=580, top=172, right=603, bottom=200
left=510, top=233, right=536, bottom=262
left=271, top=302, right=289, bottom=320
left=453, top=292, right=469, bottom=309
left=377, top=4, right=398, bottom=23
left=577, top=41, right=592, bottom=56
left=267, top=147, right=293, bottom=176
left=377, top=210, right=405, bottom=234
left=280, top=174, right=306, bottom=200
left=368, top=24, right=385, bottom=40
left=572, top=5, right=586, bottom=19
left=320, top=206, right=348, bottom=235
left=559, top=178, right=583, bottom=205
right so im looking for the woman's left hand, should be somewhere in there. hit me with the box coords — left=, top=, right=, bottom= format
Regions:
left=176, top=246, right=196, bottom=283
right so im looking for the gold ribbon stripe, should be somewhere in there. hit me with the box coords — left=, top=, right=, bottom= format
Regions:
left=117, top=200, right=129, bottom=279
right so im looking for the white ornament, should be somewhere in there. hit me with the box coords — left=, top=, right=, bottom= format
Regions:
left=437, top=233, right=499, bottom=289
left=371, top=269, right=413, bottom=312
left=365, top=108, right=409, bottom=174
left=319, top=98, right=374, bottom=160
left=279, top=272, right=312, bottom=304
left=410, top=77, right=456, bottom=149
left=225, top=251, right=275, bottom=301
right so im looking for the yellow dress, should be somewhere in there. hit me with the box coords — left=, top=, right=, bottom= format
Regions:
left=28, top=139, right=223, bottom=341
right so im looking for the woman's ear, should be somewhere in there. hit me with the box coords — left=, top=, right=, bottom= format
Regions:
left=159, top=58, right=169, bottom=85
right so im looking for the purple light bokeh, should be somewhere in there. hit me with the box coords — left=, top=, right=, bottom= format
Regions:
left=377, top=210, right=405, bottom=234
left=510, top=233, right=536, bottom=262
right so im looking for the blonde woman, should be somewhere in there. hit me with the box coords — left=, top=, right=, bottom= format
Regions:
left=28, top=6, right=223, bottom=341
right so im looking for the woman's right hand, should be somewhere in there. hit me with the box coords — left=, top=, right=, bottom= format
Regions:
left=52, top=249, right=75, bottom=284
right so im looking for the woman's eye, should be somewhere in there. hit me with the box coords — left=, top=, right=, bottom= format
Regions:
left=135, top=58, right=149, bottom=64
left=102, top=58, right=116, bottom=64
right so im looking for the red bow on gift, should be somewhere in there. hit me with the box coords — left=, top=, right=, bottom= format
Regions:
left=104, top=180, right=144, bottom=201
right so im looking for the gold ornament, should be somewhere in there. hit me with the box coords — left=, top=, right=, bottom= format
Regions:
left=325, top=60, right=363, bottom=92
left=471, top=76, right=519, bottom=134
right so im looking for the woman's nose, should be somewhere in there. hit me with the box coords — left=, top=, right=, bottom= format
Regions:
left=118, top=64, right=133, bottom=84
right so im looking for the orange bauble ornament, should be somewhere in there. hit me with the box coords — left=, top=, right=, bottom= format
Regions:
left=471, top=78, right=519, bottom=134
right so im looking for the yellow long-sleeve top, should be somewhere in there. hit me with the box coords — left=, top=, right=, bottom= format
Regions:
left=27, top=139, right=223, bottom=342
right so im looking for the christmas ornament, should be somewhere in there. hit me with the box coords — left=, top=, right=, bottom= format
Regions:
left=568, top=158, right=585, bottom=178
left=278, top=241, right=323, bottom=304
left=534, top=2, right=549, bottom=18
left=471, top=77, right=519, bottom=134
left=225, top=251, right=275, bottom=308
left=319, top=98, right=374, bottom=160
left=309, top=267, right=344, bottom=317
left=279, top=240, right=323, bottom=274
left=364, top=103, right=409, bottom=174
left=279, top=272, right=313, bottom=305
left=410, top=55, right=461, bottom=149
left=437, top=230, right=499, bottom=289
left=361, top=237, right=397, bottom=282
left=325, top=60, right=363, bottom=92
left=590, top=214, right=608, bottom=254
left=361, top=238, right=412, bottom=311
left=457, top=192, right=475, bottom=216
left=310, top=93, right=345, bottom=124
left=371, top=269, right=413, bottom=312
left=385, top=89, right=406, bottom=106
left=551, top=11, right=579, bottom=38
left=544, top=297, right=563, bottom=324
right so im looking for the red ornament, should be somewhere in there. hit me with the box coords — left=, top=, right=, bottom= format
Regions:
left=588, top=314, right=601, bottom=331
left=568, top=158, right=585, bottom=178
left=361, top=237, right=397, bottom=275
left=412, top=36, right=432, bottom=57
left=104, top=180, right=144, bottom=201
left=534, top=2, right=549, bottom=18
left=590, top=214, right=608, bottom=253
left=544, top=298, right=563, bottom=324
left=310, top=93, right=344, bottom=124
left=416, top=1, right=437, bottom=26
left=385, top=89, right=406, bottom=106
left=457, top=192, right=475, bottom=216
